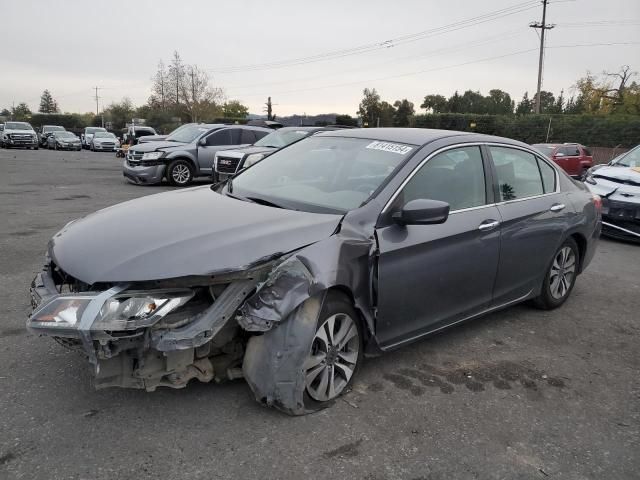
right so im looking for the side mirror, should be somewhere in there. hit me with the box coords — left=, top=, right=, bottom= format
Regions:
left=392, top=199, right=450, bottom=226
left=554, top=152, right=565, bottom=158
left=199, top=138, right=207, bottom=146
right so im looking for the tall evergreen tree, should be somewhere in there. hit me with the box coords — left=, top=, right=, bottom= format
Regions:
left=39, top=90, right=59, bottom=113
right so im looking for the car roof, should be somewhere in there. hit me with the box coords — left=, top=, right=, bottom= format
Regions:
left=313, top=127, right=479, bottom=146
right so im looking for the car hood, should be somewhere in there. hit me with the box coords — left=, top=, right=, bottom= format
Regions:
left=219, top=146, right=277, bottom=157
left=58, top=137, right=80, bottom=142
left=587, top=165, right=640, bottom=204
left=49, top=186, right=342, bottom=284
left=4, top=129, right=35, bottom=135
left=129, top=141, right=189, bottom=152
left=138, top=135, right=167, bottom=143
left=94, top=137, right=117, bottom=142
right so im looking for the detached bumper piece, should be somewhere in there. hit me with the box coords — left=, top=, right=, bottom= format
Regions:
left=27, top=262, right=267, bottom=391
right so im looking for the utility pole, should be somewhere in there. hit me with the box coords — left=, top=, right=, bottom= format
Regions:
left=530, top=0, right=555, bottom=114
left=93, top=86, right=101, bottom=116
left=265, top=97, right=273, bottom=121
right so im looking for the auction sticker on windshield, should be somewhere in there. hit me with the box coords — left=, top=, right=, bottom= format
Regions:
left=366, top=141, right=413, bottom=155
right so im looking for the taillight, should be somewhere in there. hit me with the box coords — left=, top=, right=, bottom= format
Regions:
left=591, top=194, right=602, bottom=212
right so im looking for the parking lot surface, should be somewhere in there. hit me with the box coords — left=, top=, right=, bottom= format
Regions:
left=1, top=148, right=638, bottom=480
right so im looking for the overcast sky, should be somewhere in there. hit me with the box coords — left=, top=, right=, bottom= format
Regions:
left=1, top=0, right=638, bottom=116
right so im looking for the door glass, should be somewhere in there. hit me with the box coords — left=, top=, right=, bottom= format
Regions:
left=401, top=146, right=486, bottom=211
left=254, top=130, right=270, bottom=141
left=489, top=147, right=544, bottom=201
left=558, top=145, right=579, bottom=156
left=206, top=130, right=232, bottom=146
left=537, top=158, right=556, bottom=193
left=230, top=129, right=242, bottom=144
left=240, top=129, right=256, bottom=144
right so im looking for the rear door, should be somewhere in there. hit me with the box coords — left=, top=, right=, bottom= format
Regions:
left=486, top=145, right=572, bottom=305
left=375, top=145, right=501, bottom=348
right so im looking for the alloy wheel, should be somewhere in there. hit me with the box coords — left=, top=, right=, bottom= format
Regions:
left=305, top=313, right=359, bottom=402
left=172, top=164, right=191, bottom=184
left=549, top=246, right=576, bottom=299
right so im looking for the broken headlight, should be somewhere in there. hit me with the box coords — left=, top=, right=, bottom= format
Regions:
left=29, top=289, right=195, bottom=332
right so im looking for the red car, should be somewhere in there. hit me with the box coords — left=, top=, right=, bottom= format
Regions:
left=532, top=143, right=593, bottom=178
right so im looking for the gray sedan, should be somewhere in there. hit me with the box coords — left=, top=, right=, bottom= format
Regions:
left=28, top=128, right=600, bottom=415
left=47, top=131, right=81, bottom=150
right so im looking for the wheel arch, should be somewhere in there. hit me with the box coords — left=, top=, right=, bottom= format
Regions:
left=569, top=231, right=587, bottom=273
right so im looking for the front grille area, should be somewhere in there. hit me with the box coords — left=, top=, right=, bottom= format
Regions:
left=216, top=156, right=241, bottom=174
left=607, top=200, right=640, bottom=221
left=128, top=151, right=144, bottom=161
left=10, top=134, right=35, bottom=144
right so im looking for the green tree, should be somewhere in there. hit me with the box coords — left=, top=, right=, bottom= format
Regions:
left=532, top=91, right=556, bottom=113
left=393, top=99, right=415, bottom=127
left=335, top=114, right=358, bottom=126
left=486, top=89, right=514, bottom=114
left=12, top=102, right=31, bottom=120
left=379, top=101, right=396, bottom=127
left=0, top=108, right=10, bottom=118
left=459, top=90, right=487, bottom=114
left=447, top=91, right=463, bottom=113
left=104, top=98, right=135, bottom=130
left=222, top=100, right=249, bottom=119
left=357, top=88, right=381, bottom=127
left=420, top=94, right=448, bottom=113
left=38, top=90, right=59, bottom=113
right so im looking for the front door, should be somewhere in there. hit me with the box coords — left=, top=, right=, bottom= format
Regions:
left=197, top=129, right=234, bottom=174
left=375, top=145, right=501, bottom=349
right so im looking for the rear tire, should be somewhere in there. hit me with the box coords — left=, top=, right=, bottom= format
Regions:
left=301, top=292, right=363, bottom=411
left=167, top=159, right=194, bottom=187
left=532, top=238, right=580, bottom=310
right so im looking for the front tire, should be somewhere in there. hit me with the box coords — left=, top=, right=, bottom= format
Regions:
left=532, top=238, right=580, bottom=310
left=302, top=293, right=363, bottom=410
left=167, top=159, right=194, bottom=187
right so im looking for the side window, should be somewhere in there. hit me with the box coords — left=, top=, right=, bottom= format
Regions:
left=230, top=128, right=242, bottom=144
left=401, top=146, right=486, bottom=211
left=240, top=129, right=256, bottom=144
left=489, top=147, right=544, bottom=201
left=558, top=145, right=579, bottom=156
left=537, top=157, right=556, bottom=193
left=206, top=130, right=232, bottom=146
left=253, top=129, right=269, bottom=141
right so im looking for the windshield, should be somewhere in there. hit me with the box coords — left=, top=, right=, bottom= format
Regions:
left=45, top=126, right=65, bottom=132
left=254, top=129, right=312, bottom=148
left=166, top=124, right=212, bottom=143
left=56, top=132, right=76, bottom=138
left=532, top=144, right=555, bottom=158
left=5, top=122, right=32, bottom=130
left=94, top=132, right=115, bottom=139
left=614, top=146, right=640, bottom=168
left=86, top=127, right=106, bottom=135
left=230, top=136, right=414, bottom=214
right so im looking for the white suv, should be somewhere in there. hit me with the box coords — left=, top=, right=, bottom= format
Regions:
left=1, top=121, right=38, bottom=149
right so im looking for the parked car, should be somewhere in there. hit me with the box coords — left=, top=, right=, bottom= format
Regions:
left=584, top=144, right=640, bottom=242
left=123, top=125, right=158, bottom=145
left=532, top=143, right=593, bottom=179
left=90, top=132, right=120, bottom=152
left=246, top=119, right=283, bottom=129
left=38, top=125, right=66, bottom=147
left=81, top=126, right=107, bottom=149
left=1, top=121, right=38, bottom=149
left=47, top=131, right=81, bottom=150
left=0, top=123, right=4, bottom=133
left=123, top=124, right=270, bottom=186
left=214, top=126, right=346, bottom=182
left=28, top=128, right=601, bottom=415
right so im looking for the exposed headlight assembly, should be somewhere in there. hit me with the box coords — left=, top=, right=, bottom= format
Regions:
left=29, top=289, right=195, bottom=332
left=243, top=153, right=265, bottom=169
left=142, top=151, right=164, bottom=160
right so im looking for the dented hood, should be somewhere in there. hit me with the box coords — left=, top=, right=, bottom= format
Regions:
left=588, top=165, right=640, bottom=203
left=49, top=186, right=342, bottom=284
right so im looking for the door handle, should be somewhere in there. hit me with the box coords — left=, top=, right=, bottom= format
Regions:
left=478, top=220, right=500, bottom=231
left=550, top=203, right=565, bottom=212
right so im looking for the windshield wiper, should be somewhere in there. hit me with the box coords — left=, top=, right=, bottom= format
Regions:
left=245, top=196, right=287, bottom=209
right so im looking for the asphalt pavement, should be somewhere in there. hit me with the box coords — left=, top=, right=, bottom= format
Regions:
left=1, top=147, right=638, bottom=480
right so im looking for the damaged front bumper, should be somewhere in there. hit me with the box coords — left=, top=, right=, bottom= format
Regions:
left=28, top=260, right=270, bottom=391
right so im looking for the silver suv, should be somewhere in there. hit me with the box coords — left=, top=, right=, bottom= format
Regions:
left=123, top=124, right=270, bottom=186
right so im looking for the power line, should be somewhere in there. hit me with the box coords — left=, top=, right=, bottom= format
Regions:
left=225, top=29, right=526, bottom=92
left=207, top=1, right=540, bottom=74
left=224, top=41, right=640, bottom=99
